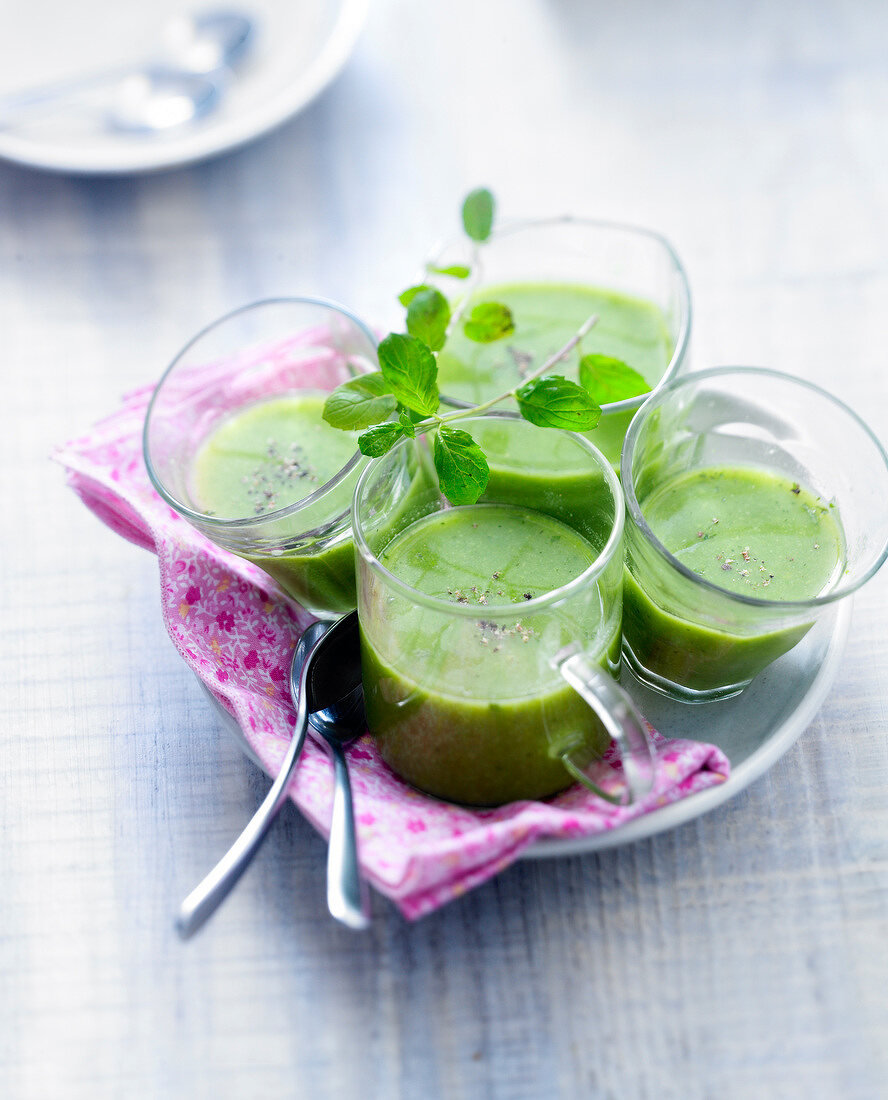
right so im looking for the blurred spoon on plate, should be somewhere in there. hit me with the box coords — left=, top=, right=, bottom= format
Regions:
left=0, top=9, right=254, bottom=133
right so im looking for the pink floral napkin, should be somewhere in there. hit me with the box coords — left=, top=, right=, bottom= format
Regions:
left=54, top=383, right=730, bottom=920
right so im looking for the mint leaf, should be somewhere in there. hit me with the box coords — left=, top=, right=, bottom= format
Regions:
left=579, top=354, right=650, bottom=404
left=426, top=263, right=471, bottom=279
left=323, top=372, right=397, bottom=430
left=516, top=375, right=602, bottom=430
left=406, top=287, right=451, bottom=352
left=378, top=333, right=440, bottom=417
left=433, top=425, right=490, bottom=505
left=463, top=301, right=515, bottom=343
left=399, top=284, right=431, bottom=307
left=462, top=188, right=495, bottom=242
left=398, top=410, right=416, bottom=437
left=358, top=423, right=407, bottom=457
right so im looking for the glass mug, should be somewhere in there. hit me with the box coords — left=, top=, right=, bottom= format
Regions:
left=427, top=216, right=692, bottom=464
left=621, top=367, right=888, bottom=702
left=143, top=297, right=377, bottom=619
left=352, top=413, right=656, bottom=807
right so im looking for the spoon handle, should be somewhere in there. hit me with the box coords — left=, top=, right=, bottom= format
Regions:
left=0, top=68, right=135, bottom=124
left=326, top=743, right=372, bottom=930
left=176, top=691, right=311, bottom=940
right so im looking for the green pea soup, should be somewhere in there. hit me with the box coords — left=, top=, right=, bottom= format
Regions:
left=624, top=465, right=846, bottom=694
left=191, top=392, right=360, bottom=614
left=361, top=500, right=618, bottom=806
left=438, top=281, right=674, bottom=463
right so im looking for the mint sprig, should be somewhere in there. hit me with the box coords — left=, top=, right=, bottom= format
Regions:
left=579, top=354, right=650, bottom=404
left=463, top=301, right=515, bottom=343
left=358, top=422, right=409, bottom=457
left=322, top=188, right=646, bottom=505
left=322, top=372, right=397, bottom=429
left=461, top=188, right=495, bottom=242
left=398, top=284, right=431, bottom=307
left=377, top=333, right=439, bottom=417
left=434, top=426, right=490, bottom=505
left=405, top=287, right=451, bottom=352
left=426, top=263, right=471, bottom=279
left=324, top=314, right=600, bottom=504
left=516, top=375, right=602, bottom=431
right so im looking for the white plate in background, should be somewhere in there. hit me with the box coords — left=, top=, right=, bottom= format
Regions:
left=0, top=0, right=368, bottom=174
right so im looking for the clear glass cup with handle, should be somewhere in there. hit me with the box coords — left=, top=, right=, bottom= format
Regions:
left=426, top=216, right=692, bottom=465
left=621, top=366, right=888, bottom=703
left=352, top=412, right=656, bottom=807
left=143, top=296, right=378, bottom=619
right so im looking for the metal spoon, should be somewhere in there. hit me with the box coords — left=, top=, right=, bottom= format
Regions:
left=303, top=611, right=372, bottom=931
left=105, top=69, right=223, bottom=133
left=159, top=10, right=254, bottom=75
left=176, top=618, right=327, bottom=940
left=0, top=10, right=253, bottom=133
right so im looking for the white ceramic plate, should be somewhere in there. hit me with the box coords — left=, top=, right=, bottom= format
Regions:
left=201, top=601, right=852, bottom=857
left=530, top=601, right=851, bottom=856
left=0, top=0, right=368, bottom=174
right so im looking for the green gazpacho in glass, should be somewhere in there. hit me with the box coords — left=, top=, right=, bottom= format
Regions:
left=619, top=365, right=888, bottom=703
left=439, top=282, right=672, bottom=402
left=439, top=281, right=674, bottom=464
left=191, top=392, right=362, bottom=614
left=354, top=416, right=638, bottom=807
left=143, top=297, right=381, bottom=621
left=623, top=465, right=846, bottom=696
left=425, top=217, right=690, bottom=465
left=361, top=502, right=616, bottom=805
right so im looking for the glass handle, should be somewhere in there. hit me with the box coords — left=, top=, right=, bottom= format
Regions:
left=554, top=649, right=656, bottom=806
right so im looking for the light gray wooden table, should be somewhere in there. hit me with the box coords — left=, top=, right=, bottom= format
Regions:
left=3, top=2, right=887, bottom=1097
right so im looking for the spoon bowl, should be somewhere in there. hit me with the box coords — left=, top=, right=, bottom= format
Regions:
left=306, top=613, right=365, bottom=738
left=162, top=11, right=254, bottom=75
left=107, top=68, right=222, bottom=133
